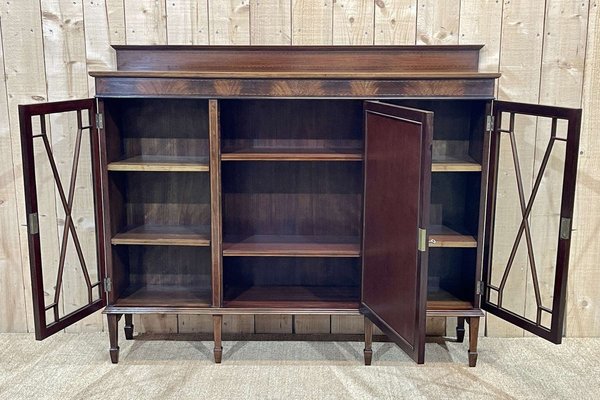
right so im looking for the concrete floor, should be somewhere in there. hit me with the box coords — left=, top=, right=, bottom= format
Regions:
left=0, top=333, right=599, bottom=399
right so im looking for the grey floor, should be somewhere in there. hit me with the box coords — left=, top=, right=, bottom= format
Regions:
left=0, top=333, right=599, bottom=399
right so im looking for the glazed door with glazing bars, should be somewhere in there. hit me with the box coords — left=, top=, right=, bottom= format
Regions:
left=482, top=100, right=581, bottom=343
left=19, top=99, right=106, bottom=340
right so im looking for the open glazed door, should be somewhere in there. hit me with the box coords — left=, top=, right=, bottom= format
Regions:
left=361, top=101, right=433, bottom=363
left=483, top=101, right=581, bottom=343
left=19, top=99, right=106, bottom=340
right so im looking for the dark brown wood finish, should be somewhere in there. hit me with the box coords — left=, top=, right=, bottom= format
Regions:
left=209, top=99, right=223, bottom=307
left=112, top=45, right=484, bottom=73
left=361, top=101, right=433, bottom=364
left=94, top=77, right=496, bottom=99
left=18, top=99, right=107, bottom=340
left=482, top=101, right=582, bottom=344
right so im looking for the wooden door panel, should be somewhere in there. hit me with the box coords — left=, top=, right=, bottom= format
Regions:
left=483, top=100, right=581, bottom=343
left=361, top=101, right=433, bottom=363
left=19, top=99, right=106, bottom=340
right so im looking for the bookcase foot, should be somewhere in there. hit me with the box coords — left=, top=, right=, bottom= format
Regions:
left=213, top=315, right=223, bottom=364
left=124, top=314, right=134, bottom=340
left=468, top=316, right=480, bottom=367
left=364, top=316, right=373, bottom=365
left=108, top=314, right=121, bottom=364
left=456, top=317, right=465, bottom=343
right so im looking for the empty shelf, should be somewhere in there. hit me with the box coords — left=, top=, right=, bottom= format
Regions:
left=115, top=285, right=211, bottom=307
left=107, top=155, right=209, bottom=172
left=427, top=288, right=473, bottom=310
left=222, top=235, right=361, bottom=257
left=432, top=155, right=481, bottom=172
left=111, top=225, right=211, bottom=246
left=224, top=286, right=360, bottom=309
left=428, top=225, right=477, bottom=248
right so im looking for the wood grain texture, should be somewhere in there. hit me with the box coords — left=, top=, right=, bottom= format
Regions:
left=0, top=16, right=28, bottom=333
left=486, top=0, right=546, bottom=338
left=1, top=0, right=50, bottom=333
left=167, top=0, right=209, bottom=45
left=1, top=1, right=599, bottom=340
left=292, top=0, right=333, bottom=44
left=107, top=155, right=210, bottom=172
left=458, top=0, right=502, bottom=73
left=124, top=0, right=167, bottom=45
left=416, top=0, right=460, bottom=45
left=374, top=0, right=417, bottom=45
left=41, top=0, right=103, bottom=333
left=251, top=0, right=291, bottom=45
left=333, top=0, right=375, bottom=44
left=209, top=0, right=250, bottom=44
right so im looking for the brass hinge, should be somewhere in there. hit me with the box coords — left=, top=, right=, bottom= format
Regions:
left=95, top=113, right=104, bottom=130
left=417, top=228, right=427, bottom=252
left=104, top=277, right=112, bottom=293
left=560, top=217, right=572, bottom=240
left=476, top=281, right=485, bottom=295
left=28, top=213, right=39, bottom=235
left=486, top=115, right=495, bottom=132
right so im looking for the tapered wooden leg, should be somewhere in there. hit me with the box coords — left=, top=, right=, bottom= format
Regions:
left=124, top=314, right=134, bottom=340
left=364, top=317, right=373, bottom=366
left=108, top=314, right=121, bottom=364
left=456, top=317, right=465, bottom=343
left=468, top=317, right=480, bottom=367
left=213, top=315, right=223, bottom=364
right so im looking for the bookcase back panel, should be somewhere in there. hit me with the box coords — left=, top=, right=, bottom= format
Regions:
left=222, top=162, right=362, bottom=237
left=428, top=248, right=477, bottom=304
left=430, top=173, right=481, bottom=236
left=104, top=98, right=209, bottom=160
left=220, top=99, right=363, bottom=151
left=223, top=257, right=360, bottom=287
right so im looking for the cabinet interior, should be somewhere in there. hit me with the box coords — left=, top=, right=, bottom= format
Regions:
left=101, top=97, right=487, bottom=310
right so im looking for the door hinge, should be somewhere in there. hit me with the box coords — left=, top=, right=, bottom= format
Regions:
left=476, top=281, right=485, bottom=295
left=28, top=213, right=39, bottom=235
left=417, top=228, right=427, bottom=252
left=95, top=113, right=104, bottom=130
left=486, top=115, right=495, bottom=132
left=103, top=277, right=112, bottom=293
left=560, top=217, right=572, bottom=240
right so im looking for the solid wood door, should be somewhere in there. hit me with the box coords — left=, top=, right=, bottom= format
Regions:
left=361, top=101, right=433, bottom=364
left=19, top=99, right=106, bottom=339
left=483, top=100, right=582, bottom=343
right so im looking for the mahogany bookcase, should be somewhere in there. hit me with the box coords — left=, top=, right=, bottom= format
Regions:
left=18, top=45, right=581, bottom=366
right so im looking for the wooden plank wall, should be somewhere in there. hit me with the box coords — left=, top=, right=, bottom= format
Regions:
left=0, top=0, right=598, bottom=338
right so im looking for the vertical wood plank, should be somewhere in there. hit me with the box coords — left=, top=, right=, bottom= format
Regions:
left=135, top=314, right=179, bottom=333
left=208, top=0, right=250, bottom=44
left=41, top=0, right=103, bottom=332
left=255, top=315, right=292, bottom=333
left=294, top=315, right=330, bottom=334
left=416, top=0, right=460, bottom=45
left=291, top=0, right=333, bottom=45
left=223, top=315, right=254, bottom=334
left=124, top=0, right=168, bottom=45
left=178, top=314, right=213, bottom=333
left=374, top=0, right=417, bottom=45
left=459, top=0, right=503, bottom=72
left=83, top=0, right=124, bottom=93
left=0, top=16, right=29, bottom=333
left=486, top=0, right=546, bottom=338
left=250, top=0, right=291, bottom=44
left=1, top=0, right=51, bottom=333
left=167, top=0, right=209, bottom=44
left=333, top=0, right=375, bottom=45
left=565, top=1, right=599, bottom=337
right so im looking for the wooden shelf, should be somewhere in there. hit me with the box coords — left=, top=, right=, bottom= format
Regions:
left=427, top=288, right=473, bottom=310
left=432, top=155, right=481, bottom=172
left=111, top=225, right=211, bottom=246
left=107, top=155, right=209, bottom=172
left=222, top=235, right=361, bottom=257
left=224, top=286, right=360, bottom=309
left=428, top=225, right=477, bottom=248
left=115, top=285, right=211, bottom=307
left=221, top=146, right=363, bottom=161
